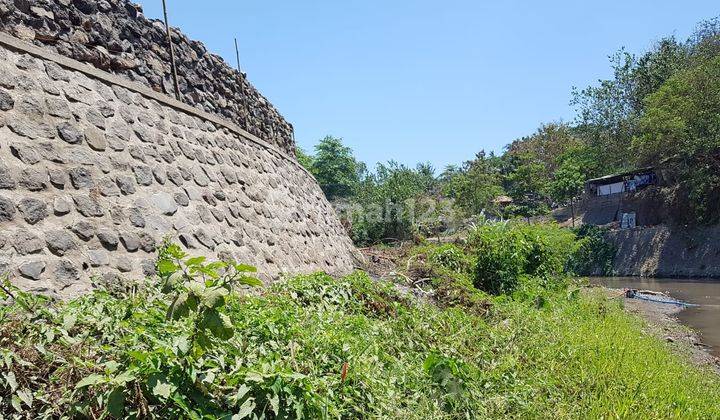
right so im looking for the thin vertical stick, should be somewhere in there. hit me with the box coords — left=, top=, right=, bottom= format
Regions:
left=234, top=37, right=241, bottom=73
left=162, top=0, right=181, bottom=100
left=234, top=37, right=250, bottom=126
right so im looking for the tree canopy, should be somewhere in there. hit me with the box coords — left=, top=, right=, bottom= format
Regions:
left=298, top=15, right=720, bottom=243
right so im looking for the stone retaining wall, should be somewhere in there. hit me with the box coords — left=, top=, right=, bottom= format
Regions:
left=0, top=0, right=295, bottom=154
left=607, top=225, right=720, bottom=278
left=0, top=41, right=358, bottom=299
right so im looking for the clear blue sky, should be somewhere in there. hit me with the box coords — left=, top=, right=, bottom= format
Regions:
left=137, top=0, right=718, bottom=171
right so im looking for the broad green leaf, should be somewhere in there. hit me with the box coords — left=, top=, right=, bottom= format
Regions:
left=163, top=271, right=185, bottom=293
left=196, top=331, right=214, bottom=350
left=234, top=397, right=255, bottom=419
left=112, top=370, right=136, bottom=385
left=201, top=371, right=216, bottom=384
left=218, top=313, right=234, bottom=339
left=128, top=350, right=148, bottom=363
left=196, top=265, right=221, bottom=279
left=157, top=259, right=180, bottom=276
left=75, top=374, right=105, bottom=389
left=235, top=264, right=257, bottom=273
left=206, top=261, right=228, bottom=271
left=107, top=387, right=125, bottom=417
left=164, top=243, right=187, bottom=259
left=245, top=372, right=264, bottom=382
left=172, top=336, right=191, bottom=355
left=4, top=371, right=17, bottom=391
left=62, top=313, right=77, bottom=331
left=186, top=282, right=205, bottom=296
left=152, top=381, right=173, bottom=399
left=11, top=395, right=21, bottom=412
left=185, top=256, right=206, bottom=267
left=16, top=389, right=32, bottom=408
left=201, top=287, right=229, bottom=309
left=104, top=360, right=120, bottom=374
left=168, top=292, right=199, bottom=320
left=238, top=276, right=263, bottom=288
left=269, top=394, right=280, bottom=415
left=199, top=310, right=234, bottom=340
left=234, top=384, right=251, bottom=403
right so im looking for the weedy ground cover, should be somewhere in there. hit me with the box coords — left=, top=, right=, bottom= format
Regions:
left=1, top=224, right=719, bottom=418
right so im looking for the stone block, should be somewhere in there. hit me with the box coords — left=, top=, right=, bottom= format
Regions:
left=17, top=198, right=48, bottom=224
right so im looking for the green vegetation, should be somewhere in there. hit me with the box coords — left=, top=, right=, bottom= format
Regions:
left=2, top=228, right=719, bottom=418
left=548, top=157, right=586, bottom=228
left=300, top=16, right=720, bottom=245
left=634, top=54, right=720, bottom=223
left=349, top=161, right=438, bottom=244
left=567, top=225, right=618, bottom=277
left=570, top=17, right=720, bottom=223
left=468, top=222, right=577, bottom=295
left=305, top=136, right=365, bottom=201
left=440, top=151, right=505, bottom=218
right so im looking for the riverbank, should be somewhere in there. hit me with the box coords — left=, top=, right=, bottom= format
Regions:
left=599, top=286, right=720, bottom=374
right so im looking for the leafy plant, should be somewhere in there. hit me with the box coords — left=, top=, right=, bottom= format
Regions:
left=156, top=243, right=262, bottom=347
left=423, top=351, right=473, bottom=410
left=567, top=225, right=617, bottom=276
left=427, top=244, right=472, bottom=274
left=2, top=265, right=720, bottom=418
left=468, top=222, right=577, bottom=294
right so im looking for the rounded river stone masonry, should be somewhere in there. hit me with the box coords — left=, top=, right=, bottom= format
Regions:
left=0, top=43, right=359, bottom=299
left=0, top=0, right=294, bottom=155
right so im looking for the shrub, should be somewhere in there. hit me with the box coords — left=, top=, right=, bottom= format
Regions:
left=427, top=244, right=473, bottom=273
left=0, top=245, right=265, bottom=418
left=468, top=222, right=577, bottom=294
left=567, top=225, right=617, bottom=276
left=404, top=244, right=491, bottom=315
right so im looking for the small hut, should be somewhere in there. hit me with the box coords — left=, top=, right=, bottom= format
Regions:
left=493, top=195, right=514, bottom=207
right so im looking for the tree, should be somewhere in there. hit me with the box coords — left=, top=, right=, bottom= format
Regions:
left=295, top=147, right=314, bottom=172
left=415, top=162, right=438, bottom=194
left=505, top=123, right=583, bottom=175
left=633, top=55, right=720, bottom=223
left=441, top=151, right=505, bottom=217
left=504, top=155, right=550, bottom=222
left=310, top=136, right=363, bottom=200
left=571, top=39, right=689, bottom=174
left=351, top=161, right=438, bottom=244
left=550, top=159, right=586, bottom=227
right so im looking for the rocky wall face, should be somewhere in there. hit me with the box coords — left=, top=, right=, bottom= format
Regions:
left=0, top=0, right=295, bottom=154
left=0, top=45, right=357, bottom=299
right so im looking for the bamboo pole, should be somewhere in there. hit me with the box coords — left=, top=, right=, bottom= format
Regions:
left=162, top=0, right=181, bottom=100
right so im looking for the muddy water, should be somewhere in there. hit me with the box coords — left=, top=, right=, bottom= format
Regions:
left=588, top=277, right=720, bottom=356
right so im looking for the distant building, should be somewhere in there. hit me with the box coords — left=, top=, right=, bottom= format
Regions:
left=585, top=167, right=657, bottom=197
left=581, top=168, right=659, bottom=229
left=493, top=195, right=514, bottom=207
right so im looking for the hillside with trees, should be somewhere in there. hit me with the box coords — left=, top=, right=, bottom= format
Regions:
left=300, top=17, right=720, bottom=244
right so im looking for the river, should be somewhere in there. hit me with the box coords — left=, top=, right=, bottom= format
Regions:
left=588, top=277, right=720, bottom=357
